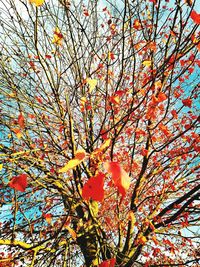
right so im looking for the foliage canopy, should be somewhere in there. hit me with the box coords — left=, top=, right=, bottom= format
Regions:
left=0, top=0, right=200, bottom=266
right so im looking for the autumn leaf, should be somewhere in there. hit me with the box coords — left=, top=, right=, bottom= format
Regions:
left=98, top=258, right=116, bottom=267
left=159, top=123, right=171, bottom=137
left=104, top=162, right=131, bottom=197
left=171, top=109, right=178, bottom=119
left=8, top=174, right=27, bottom=192
left=82, top=172, right=105, bottom=202
left=59, top=150, right=87, bottom=173
left=74, top=150, right=87, bottom=160
left=18, top=113, right=25, bottom=129
left=110, top=95, right=120, bottom=105
left=52, top=28, right=63, bottom=46
left=157, top=92, right=167, bottom=102
left=133, top=19, right=141, bottom=30
left=12, top=128, right=22, bottom=139
left=86, top=78, right=97, bottom=93
left=83, top=9, right=89, bottom=16
left=182, top=98, right=192, bottom=108
left=149, top=0, right=157, bottom=3
left=43, top=213, right=52, bottom=224
left=29, top=0, right=45, bottom=6
left=137, top=234, right=147, bottom=245
left=141, top=148, right=148, bottom=157
left=190, top=10, right=200, bottom=25
left=91, top=139, right=111, bottom=159
left=35, top=96, right=43, bottom=104
left=142, top=60, right=151, bottom=67
left=45, top=54, right=52, bottom=59
left=108, top=51, right=115, bottom=60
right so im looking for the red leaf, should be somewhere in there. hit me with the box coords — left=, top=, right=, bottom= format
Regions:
left=8, top=174, right=27, bottom=192
left=104, top=162, right=130, bottom=197
left=98, top=258, right=116, bottom=267
left=54, top=31, right=63, bottom=39
left=182, top=98, right=192, bottom=108
left=190, top=10, right=200, bottom=25
left=141, top=148, right=148, bottom=157
left=45, top=54, right=52, bottom=59
left=108, top=52, right=115, bottom=60
left=36, top=96, right=43, bottom=104
left=82, top=173, right=105, bottom=202
left=149, top=0, right=157, bottom=3
left=18, top=113, right=25, bottom=129
left=171, top=109, right=178, bottom=119
left=188, top=67, right=194, bottom=74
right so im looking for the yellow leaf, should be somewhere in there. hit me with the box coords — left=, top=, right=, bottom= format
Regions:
left=53, top=180, right=63, bottom=189
left=52, top=28, right=63, bottom=46
left=59, top=158, right=81, bottom=173
left=29, top=0, right=45, bottom=6
left=91, top=139, right=111, bottom=158
left=86, top=78, right=97, bottom=93
left=59, top=150, right=87, bottom=173
left=80, top=97, right=87, bottom=104
left=154, top=80, right=162, bottom=88
left=138, top=234, right=147, bottom=245
left=142, top=60, right=151, bottom=67
left=0, top=164, right=3, bottom=171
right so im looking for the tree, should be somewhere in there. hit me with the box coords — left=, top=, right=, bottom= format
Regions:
left=0, top=0, right=200, bottom=266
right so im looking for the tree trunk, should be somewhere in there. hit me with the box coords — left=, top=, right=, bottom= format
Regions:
left=77, top=224, right=99, bottom=267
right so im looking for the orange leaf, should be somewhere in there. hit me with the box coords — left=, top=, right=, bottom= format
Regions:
left=43, top=213, right=52, bottom=224
left=157, top=92, right=167, bottom=102
left=190, top=10, right=200, bottom=25
left=8, top=174, right=27, bottom=192
left=133, top=19, right=141, bottom=30
left=12, top=128, right=22, bottom=139
left=104, top=162, right=131, bottom=197
left=18, top=113, right=25, bottom=129
left=110, top=95, right=120, bottom=105
left=82, top=172, right=105, bottom=202
left=159, top=123, right=171, bottom=137
left=74, top=150, right=87, bottom=160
